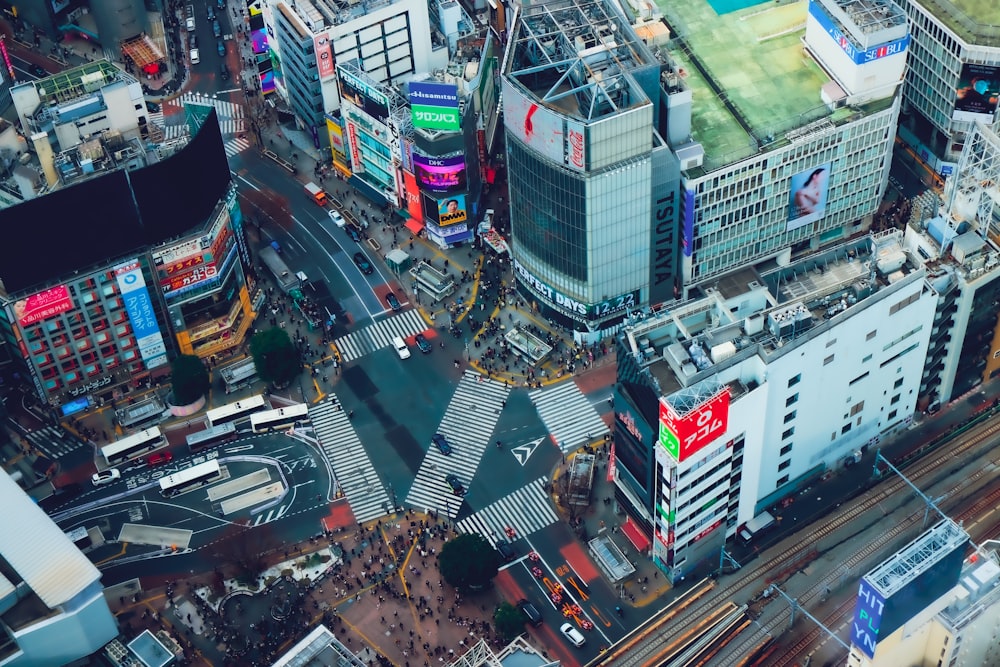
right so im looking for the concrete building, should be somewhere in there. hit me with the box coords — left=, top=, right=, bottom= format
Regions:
left=0, top=468, right=118, bottom=665
left=502, top=0, right=683, bottom=341
left=614, top=230, right=937, bottom=582
left=8, top=0, right=150, bottom=51
left=896, top=0, right=1000, bottom=172
left=10, top=61, right=153, bottom=155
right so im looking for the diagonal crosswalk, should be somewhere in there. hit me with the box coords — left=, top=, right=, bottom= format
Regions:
left=529, top=382, right=609, bottom=453
left=333, top=309, right=428, bottom=362
left=455, top=477, right=558, bottom=548
left=405, top=371, right=510, bottom=518
left=311, top=398, right=392, bottom=523
left=19, top=423, right=88, bottom=461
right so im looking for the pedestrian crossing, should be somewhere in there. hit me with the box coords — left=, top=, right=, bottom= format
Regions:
left=225, top=136, right=252, bottom=158
left=310, top=398, right=393, bottom=523
left=167, top=92, right=246, bottom=121
left=529, top=382, right=609, bottom=453
left=332, top=309, right=428, bottom=362
left=20, top=424, right=88, bottom=460
left=405, top=370, right=511, bottom=519
left=456, top=477, right=558, bottom=548
left=147, top=110, right=164, bottom=127
left=251, top=503, right=289, bottom=527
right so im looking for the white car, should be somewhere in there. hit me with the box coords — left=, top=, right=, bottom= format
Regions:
left=392, top=336, right=411, bottom=359
left=190, top=48, right=200, bottom=64
left=560, top=623, right=586, bottom=647
left=186, top=16, right=196, bottom=31
left=91, top=468, right=121, bottom=486
left=328, top=209, right=346, bottom=228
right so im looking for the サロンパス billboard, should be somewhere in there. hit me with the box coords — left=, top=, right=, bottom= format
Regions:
left=787, top=163, right=830, bottom=231
left=658, top=389, right=730, bottom=462
left=953, top=63, right=1000, bottom=122
left=410, top=81, right=461, bottom=131
left=13, top=285, right=73, bottom=326
left=413, top=153, right=466, bottom=191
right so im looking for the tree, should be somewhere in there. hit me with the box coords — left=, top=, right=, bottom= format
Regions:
left=170, top=354, right=210, bottom=405
left=250, top=328, right=300, bottom=388
left=212, top=520, right=277, bottom=586
left=494, top=602, right=524, bottom=642
left=438, top=533, right=500, bottom=591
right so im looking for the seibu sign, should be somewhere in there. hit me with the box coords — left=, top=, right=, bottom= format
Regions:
left=658, top=388, right=730, bottom=462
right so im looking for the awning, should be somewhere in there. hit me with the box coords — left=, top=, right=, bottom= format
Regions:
left=404, top=218, right=424, bottom=235
left=621, top=517, right=651, bottom=553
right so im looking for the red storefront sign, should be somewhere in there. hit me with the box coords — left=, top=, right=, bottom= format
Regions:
left=658, top=389, right=731, bottom=462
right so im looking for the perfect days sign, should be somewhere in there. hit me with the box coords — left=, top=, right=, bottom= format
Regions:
left=513, top=258, right=638, bottom=320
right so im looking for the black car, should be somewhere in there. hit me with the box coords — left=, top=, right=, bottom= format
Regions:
left=145, top=100, right=160, bottom=113
left=220, top=63, right=229, bottom=80
left=385, top=292, right=401, bottom=311
left=212, top=19, right=222, bottom=37
left=414, top=333, right=432, bottom=354
left=353, top=252, right=373, bottom=275
left=496, top=540, right=517, bottom=562
left=217, top=0, right=225, bottom=8
left=32, top=64, right=47, bottom=78
left=445, top=474, right=466, bottom=496
left=347, top=225, right=362, bottom=242
left=432, top=433, right=452, bottom=455
left=518, top=599, right=543, bottom=627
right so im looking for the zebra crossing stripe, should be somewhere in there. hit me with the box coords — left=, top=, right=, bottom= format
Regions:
left=530, top=382, right=609, bottom=453
left=23, top=425, right=87, bottom=460
left=168, top=93, right=246, bottom=119
left=311, top=399, right=392, bottom=523
left=333, top=310, right=428, bottom=362
left=455, top=477, right=557, bottom=547
left=225, top=137, right=251, bottom=158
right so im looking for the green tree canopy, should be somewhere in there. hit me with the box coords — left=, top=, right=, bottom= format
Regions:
left=494, top=602, right=524, bottom=642
left=170, top=354, right=209, bottom=405
left=250, top=328, right=301, bottom=388
left=438, top=533, right=500, bottom=591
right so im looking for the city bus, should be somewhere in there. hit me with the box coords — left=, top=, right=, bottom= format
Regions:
left=250, top=403, right=309, bottom=433
left=205, top=394, right=268, bottom=428
left=100, top=427, right=165, bottom=466
left=159, top=459, right=222, bottom=497
left=185, top=422, right=237, bottom=452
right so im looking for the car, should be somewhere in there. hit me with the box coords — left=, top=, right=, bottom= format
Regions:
left=353, top=252, right=374, bottom=274
left=217, top=0, right=225, bottom=8
left=186, top=16, right=196, bottom=31
left=217, top=40, right=226, bottom=57
left=91, top=468, right=121, bottom=486
left=145, top=100, right=160, bottom=113
left=392, top=335, right=411, bottom=359
left=347, top=225, right=361, bottom=242
left=146, top=451, right=173, bottom=466
left=213, top=20, right=222, bottom=37
left=32, top=64, right=47, bottom=77
left=328, top=209, right=346, bottom=228
left=385, top=292, right=401, bottom=311
left=206, top=6, right=215, bottom=20
left=445, top=474, right=466, bottom=496
left=518, top=599, right=543, bottom=627
left=496, top=540, right=516, bottom=561
left=220, top=63, right=229, bottom=79
left=414, top=333, right=432, bottom=354
left=190, top=48, right=200, bottom=64
left=432, top=433, right=452, bottom=455
left=560, top=623, right=586, bottom=647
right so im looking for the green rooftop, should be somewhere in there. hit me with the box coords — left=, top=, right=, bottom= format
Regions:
left=917, top=0, right=1000, bottom=47
left=35, top=60, right=123, bottom=105
left=658, top=0, right=834, bottom=167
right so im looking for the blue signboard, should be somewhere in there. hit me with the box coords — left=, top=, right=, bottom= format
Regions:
left=851, top=577, right=885, bottom=658
left=809, top=0, right=909, bottom=65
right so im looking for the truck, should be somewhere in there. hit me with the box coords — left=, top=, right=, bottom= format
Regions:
left=258, top=245, right=301, bottom=293
left=304, top=182, right=327, bottom=206
left=738, top=511, right=776, bottom=544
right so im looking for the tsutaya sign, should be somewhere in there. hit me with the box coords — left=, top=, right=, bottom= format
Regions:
left=658, top=388, right=730, bottom=462
left=512, top=258, right=638, bottom=320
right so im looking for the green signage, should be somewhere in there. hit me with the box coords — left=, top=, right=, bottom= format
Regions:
left=659, top=422, right=680, bottom=459
left=411, top=104, right=461, bottom=131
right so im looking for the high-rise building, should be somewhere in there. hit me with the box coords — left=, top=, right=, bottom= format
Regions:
left=0, top=468, right=119, bottom=665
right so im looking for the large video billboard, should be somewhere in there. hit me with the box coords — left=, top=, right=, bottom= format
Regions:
left=13, top=285, right=73, bottom=326
left=414, top=153, right=467, bottom=191
left=114, top=260, right=167, bottom=369
left=658, top=389, right=730, bottom=462
left=953, top=64, right=1000, bottom=122
left=437, top=195, right=468, bottom=226
left=410, top=81, right=460, bottom=131
left=787, top=163, right=830, bottom=231
left=338, top=67, right=390, bottom=125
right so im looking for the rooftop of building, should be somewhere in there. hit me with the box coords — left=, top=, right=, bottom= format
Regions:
left=865, top=520, right=968, bottom=596
left=53, top=132, right=157, bottom=186
left=623, top=229, right=924, bottom=402
left=654, top=0, right=895, bottom=174
left=938, top=552, right=1000, bottom=628
left=505, top=0, right=657, bottom=122
left=23, top=60, right=130, bottom=107
left=913, top=0, right=1000, bottom=48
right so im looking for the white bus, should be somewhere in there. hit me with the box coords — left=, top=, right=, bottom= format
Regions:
left=100, top=427, right=165, bottom=466
left=185, top=422, right=237, bottom=452
left=250, top=403, right=309, bottom=433
left=159, top=459, right=222, bottom=497
left=205, top=394, right=268, bottom=428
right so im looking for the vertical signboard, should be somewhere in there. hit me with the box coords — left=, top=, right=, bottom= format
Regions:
left=114, top=260, right=168, bottom=369
left=851, top=578, right=885, bottom=659
left=409, top=81, right=461, bottom=131
left=787, top=163, right=831, bottom=231
left=658, top=389, right=730, bottom=462
left=564, top=119, right=586, bottom=172
left=314, top=34, right=334, bottom=79
left=403, top=171, right=423, bottom=222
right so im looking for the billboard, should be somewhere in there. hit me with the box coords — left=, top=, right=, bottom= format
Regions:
left=338, top=67, right=390, bottom=124
left=787, top=163, right=830, bottom=231
left=565, top=119, right=586, bottom=172
left=851, top=578, right=886, bottom=659
left=437, top=195, right=468, bottom=226
left=314, top=35, right=334, bottom=79
left=14, top=285, right=73, bottom=327
left=512, top=258, right=639, bottom=320
left=658, top=389, right=730, bottom=462
left=413, top=153, right=467, bottom=191
left=403, top=171, right=424, bottom=222
left=410, top=81, right=461, bottom=131
left=953, top=63, right=1000, bottom=122
left=114, top=261, right=167, bottom=369
left=502, top=80, right=565, bottom=163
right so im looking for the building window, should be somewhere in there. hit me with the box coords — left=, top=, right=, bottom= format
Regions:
left=783, top=411, right=796, bottom=423
left=842, top=423, right=852, bottom=434
left=780, top=443, right=792, bottom=456
left=850, top=401, right=864, bottom=416
left=777, top=475, right=790, bottom=487
left=824, top=354, right=835, bottom=365
left=894, top=377, right=904, bottom=389
left=826, top=338, right=837, bottom=347
left=867, top=330, right=877, bottom=340
left=782, top=427, right=794, bottom=440
left=888, top=409, right=898, bottom=420
left=788, top=374, right=801, bottom=387
left=891, top=393, right=901, bottom=405
left=778, top=459, right=791, bottom=471
left=786, top=393, right=798, bottom=407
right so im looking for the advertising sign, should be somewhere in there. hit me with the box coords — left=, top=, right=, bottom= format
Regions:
left=153, top=237, right=204, bottom=266
left=347, top=121, right=362, bottom=173
left=787, top=163, right=831, bottom=231
left=607, top=443, right=616, bottom=482
left=338, top=67, right=390, bottom=124
left=410, top=81, right=461, bottom=131
left=403, top=171, right=424, bottom=222
left=851, top=578, right=885, bottom=658
left=564, top=118, right=586, bottom=172
left=513, top=258, right=639, bottom=320
left=437, top=195, right=468, bottom=225
left=414, top=153, right=467, bottom=191
left=14, top=285, right=73, bottom=326
left=658, top=389, right=730, bottom=462
left=808, top=1, right=909, bottom=65
left=953, top=63, right=1000, bottom=122
left=314, top=34, right=334, bottom=79
left=114, top=261, right=168, bottom=369
left=502, top=79, right=564, bottom=163
left=683, top=188, right=695, bottom=257
left=163, top=264, right=219, bottom=294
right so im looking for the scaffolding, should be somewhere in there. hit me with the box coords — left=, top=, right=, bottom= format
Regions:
left=121, top=34, right=165, bottom=70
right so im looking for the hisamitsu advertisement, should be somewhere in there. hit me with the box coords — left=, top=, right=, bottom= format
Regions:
left=410, top=81, right=461, bottom=131
left=953, top=63, right=1000, bottom=122
left=413, top=153, right=467, bottom=191
left=787, top=163, right=830, bottom=231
